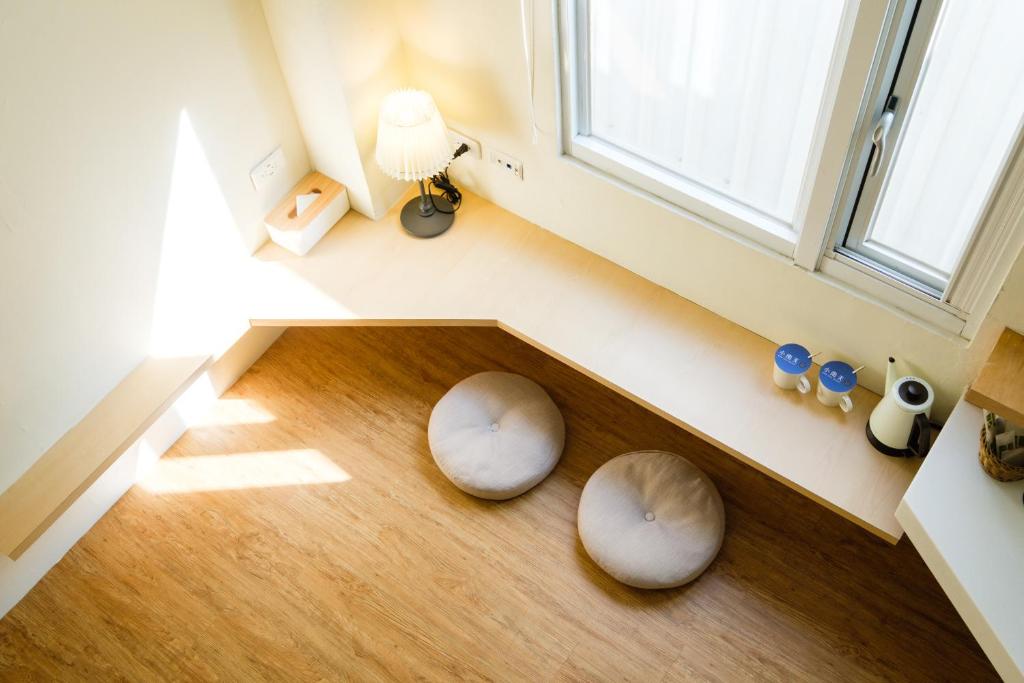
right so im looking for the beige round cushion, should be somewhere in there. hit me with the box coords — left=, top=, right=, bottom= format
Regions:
left=428, top=372, right=565, bottom=500
left=578, top=450, right=725, bottom=588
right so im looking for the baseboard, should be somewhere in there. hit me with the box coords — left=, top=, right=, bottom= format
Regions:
left=0, top=326, right=285, bottom=618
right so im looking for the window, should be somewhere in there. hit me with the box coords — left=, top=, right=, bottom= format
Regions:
left=832, top=0, right=1024, bottom=300
left=558, top=0, right=1024, bottom=336
left=564, top=0, right=848, bottom=250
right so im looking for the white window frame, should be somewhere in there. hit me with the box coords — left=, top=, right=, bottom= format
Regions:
left=832, top=1, right=947, bottom=294
left=560, top=0, right=863, bottom=257
left=555, top=0, right=1024, bottom=339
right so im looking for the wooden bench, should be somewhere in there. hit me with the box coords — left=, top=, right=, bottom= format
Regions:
left=0, top=355, right=209, bottom=559
left=244, top=190, right=920, bottom=543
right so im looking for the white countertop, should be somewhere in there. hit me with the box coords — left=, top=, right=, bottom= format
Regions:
left=898, top=398, right=1024, bottom=682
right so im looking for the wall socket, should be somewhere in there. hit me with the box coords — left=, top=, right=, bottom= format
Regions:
left=488, top=149, right=523, bottom=180
left=448, top=129, right=481, bottom=159
left=250, top=146, right=286, bottom=191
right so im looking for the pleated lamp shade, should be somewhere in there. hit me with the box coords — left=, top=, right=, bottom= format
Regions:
left=375, top=89, right=454, bottom=182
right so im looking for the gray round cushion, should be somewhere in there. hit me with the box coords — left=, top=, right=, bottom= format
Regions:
left=428, top=372, right=565, bottom=500
left=578, top=450, right=725, bottom=588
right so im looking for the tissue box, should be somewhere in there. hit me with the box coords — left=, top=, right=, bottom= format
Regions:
left=265, top=172, right=349, bottom=256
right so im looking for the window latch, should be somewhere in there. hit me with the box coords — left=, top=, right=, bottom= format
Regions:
left=869, top=96, right=899, bottom=177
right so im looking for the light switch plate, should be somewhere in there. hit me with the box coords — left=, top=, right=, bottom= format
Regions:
left=250, top=147, right=286, bottom=191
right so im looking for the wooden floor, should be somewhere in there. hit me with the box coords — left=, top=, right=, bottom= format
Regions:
left=0, top=327, right=996, bottom=682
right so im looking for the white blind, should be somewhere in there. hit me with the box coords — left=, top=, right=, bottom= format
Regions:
left=587, top=0, right=844, bottom=224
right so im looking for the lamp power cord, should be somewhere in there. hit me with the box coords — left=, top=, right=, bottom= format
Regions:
left=428, top=142, right=470, bottom=214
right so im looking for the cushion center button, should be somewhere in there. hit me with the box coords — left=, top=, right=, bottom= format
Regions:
left=489, top=422, right=500, bottom=432
left=644, top=512, right=655, bottom=522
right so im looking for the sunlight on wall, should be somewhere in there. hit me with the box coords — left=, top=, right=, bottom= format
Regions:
left=134, top=435, right=164, bottom=484
left=173, top=373, right=219, bottom=425
left=139, top=449, right=351, bottom=494
left=149, top=110, right=252, bottom=358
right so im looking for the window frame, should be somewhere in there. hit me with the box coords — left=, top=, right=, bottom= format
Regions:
left=833, top=0, right=946, bottom=294
left=559, top=0, right=863, bottom=257
left=555, top=0, right=1024, bottom=340
left=822, top=0, right=1024, bottom=336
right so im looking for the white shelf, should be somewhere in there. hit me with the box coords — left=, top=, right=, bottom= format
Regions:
left=898, top=398, right=1024, bottom=682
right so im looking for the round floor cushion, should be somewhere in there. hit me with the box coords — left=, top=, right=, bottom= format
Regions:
left=428, top=371, right=565, bottom=500
left=578, top=450, right=725, bottom=589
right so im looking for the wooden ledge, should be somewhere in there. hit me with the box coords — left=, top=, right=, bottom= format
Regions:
left=966, top=327, right=1024, bottom=424
left=245, top=190, right=920, bottom=543
left=0, top=355, right=209, bottom=559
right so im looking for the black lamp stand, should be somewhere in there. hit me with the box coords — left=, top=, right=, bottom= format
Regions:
left=399, top=179, right=454, bottom=238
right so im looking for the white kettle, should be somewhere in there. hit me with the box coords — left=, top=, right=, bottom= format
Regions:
left=867, top=357, right=934, bottom=458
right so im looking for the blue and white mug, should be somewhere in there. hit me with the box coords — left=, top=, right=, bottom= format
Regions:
left=817, top=360, right=857, bottom=413
left=773, top=343, right=813, bottom=393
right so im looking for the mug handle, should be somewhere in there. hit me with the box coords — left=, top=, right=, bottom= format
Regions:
left=839, top=394, right=854, bottom=413
left=797, top=375, right=811, bottom=394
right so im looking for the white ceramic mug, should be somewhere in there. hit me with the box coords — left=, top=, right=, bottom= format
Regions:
left=817, top=360, right=856, bottom=413
left=772, top=343, right=812, bottom=393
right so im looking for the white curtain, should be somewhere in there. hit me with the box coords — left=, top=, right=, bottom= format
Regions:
left=587, top=0, right=844, bottom=223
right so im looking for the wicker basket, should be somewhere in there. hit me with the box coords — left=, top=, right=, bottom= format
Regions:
left=979, top=426, right=1024, bottom=482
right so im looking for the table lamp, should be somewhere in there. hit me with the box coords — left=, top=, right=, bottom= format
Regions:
left=375, top=89, right=456, bottom=238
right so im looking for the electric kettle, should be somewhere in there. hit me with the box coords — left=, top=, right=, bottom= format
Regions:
left=867, top=357, right=934, bottom=457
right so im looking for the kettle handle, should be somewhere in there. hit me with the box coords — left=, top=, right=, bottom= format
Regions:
left=909, top=413, right=931, bottom=457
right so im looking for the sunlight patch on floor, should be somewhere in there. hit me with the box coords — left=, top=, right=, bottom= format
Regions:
left=188, top=398, right=277, bottom=428
left=139, top=449, right=350, bottom=494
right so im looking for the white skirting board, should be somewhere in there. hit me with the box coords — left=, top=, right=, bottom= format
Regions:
left=0, top=326, right=284, bottom=618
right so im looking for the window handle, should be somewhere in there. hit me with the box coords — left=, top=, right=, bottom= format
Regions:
left=869, top=96, right=899, bottom=177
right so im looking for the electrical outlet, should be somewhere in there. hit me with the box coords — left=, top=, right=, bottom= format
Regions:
left=448, top=129, right=481, bottom=159
left=250, top=147, right=286, bottom=191
left=488, top=149, right=523, bottom=180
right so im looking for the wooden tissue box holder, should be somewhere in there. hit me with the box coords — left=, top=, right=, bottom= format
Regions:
left=265, top=172, right=349, bottom=256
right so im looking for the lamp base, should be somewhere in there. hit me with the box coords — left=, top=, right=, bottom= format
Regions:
left=400, top=194, right=454, bottom=238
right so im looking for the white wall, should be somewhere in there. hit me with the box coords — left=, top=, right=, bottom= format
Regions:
left=392, top=0, right=1024, bottom=420
left=262, top=0, right=408, bottom=220
left=322, top=0, right=410, bottom=218
left=0, top=1, right=310, bottom=493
